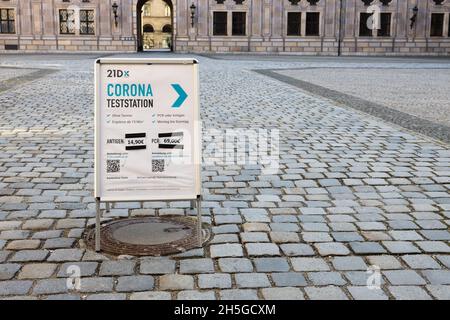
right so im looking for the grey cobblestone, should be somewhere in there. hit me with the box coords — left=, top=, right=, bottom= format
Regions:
left=33, top=279, right=69, bottom=295
left=422, top=270, right=450, bottom=285
left=19, top=263, right=57, bottom=279
left=305, top=286, right=348, bottom=300
left=116, top=276, right=154, bottom=292
left=254, top=258, right=290, bottom=272
left=140, top=258, right=176, bottom=274
left=10, top=250, right=49, bottom=262
left=261, top=287, right=304, bottom=300
left=367, top=255, right=403, bottom=270
left=159, top=274, right=194, bottom=290
left=79, top=277, right=114, bottom=293
left=99, top=260, right=136, bottom=276
left=402, top=255, right=441, bottom=269
left=180, top=258, right=214, bottom=274
left=426, top=285, right=450, bottom=299
left=218, top=258, right=253, bottom=272
left=315, top=243, right=350, bottom=256
left=0, top=280, right=33, bottom=296
left=280, top=244, right=315, bottom=256
left=235, top=273, right=271, bottom=288
left=332, top=257, right=368, bottom=271
left=348, top=287, right=388, bottom=300
left=245, top=243, right=280, bottom=256
left=220, top=289, right=258, bottom=300
left=271, top=272, right=307, bottom=287
left=0, top=263, right=21, bottom=280
left=389, top=286, right=432, bottom=300
left=383, top=270, right=427, bottom=285
left=291, top=258, right=330, bottom=272
left=130, top=291, right=172, bottom=300
left=382, top=241, right=420, bottom=254
left=210, top=244, right=243, bottom=258
left=308, top=272, right=347, bottom=286
left=198, top=274, right=232, bottom=289
left=349, top=242, right=387, bottom=254
left=6, top=240, right=41, bottom=250
left=47, top=249, right=84, bottom=262
left=177, top=290, right=216, bottom=300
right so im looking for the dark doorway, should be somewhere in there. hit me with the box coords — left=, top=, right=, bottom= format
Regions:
left=137, top=0, right=174, bottom=52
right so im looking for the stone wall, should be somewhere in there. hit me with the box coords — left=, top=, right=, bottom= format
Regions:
left=0, top=0, right=449, bottom=55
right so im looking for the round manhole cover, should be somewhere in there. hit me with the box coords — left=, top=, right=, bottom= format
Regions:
left=84, top=216, right=210, bottom=257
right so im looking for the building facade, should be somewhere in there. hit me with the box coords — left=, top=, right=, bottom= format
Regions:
left=0, top=0, right=449, bottom=55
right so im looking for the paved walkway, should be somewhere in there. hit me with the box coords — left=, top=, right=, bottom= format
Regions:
left=0, top=54, right=449, bottom=300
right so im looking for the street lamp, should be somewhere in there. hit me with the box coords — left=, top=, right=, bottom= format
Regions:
left=190, top=3, right=196, bottom=28
left=112, top=2, right=119, bottom=27
left=410, top=5, right=418, bottom=29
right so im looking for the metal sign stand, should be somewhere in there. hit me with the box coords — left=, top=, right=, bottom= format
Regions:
left=94, top=196, right=202, bottom=252
left=94, top=58, right=202, bottom=255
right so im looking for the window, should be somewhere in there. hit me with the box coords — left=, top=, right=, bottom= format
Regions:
left=143, top=4, right=151, bottom=16
left=232, top=12, right=246, bottom=36
left=359, top=12, right=373, bottom=37
left=430, top=13, right=444, bottom=37
left=143, top=24, right=154, bottom=33
left=162, top=24, right=172, bottom=33
left=377, top=12, right=391, bottom=37
left=59, top=9, right=75, bottom=34
left=305, top=12, right=320, bottom=36
left=213, top=12, right=227, bottom=36
left=164, top=5, right=171, bottom=17
left=287, top=12, right=301, bottom=36
left=80, top=10, right=95, bottom=35
left=0, top=8, right=15, bottom=34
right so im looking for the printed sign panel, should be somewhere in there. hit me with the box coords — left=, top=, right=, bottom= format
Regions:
left=95, top=58, right=201, bottom=201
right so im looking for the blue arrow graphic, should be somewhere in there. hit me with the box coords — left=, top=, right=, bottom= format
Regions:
left=171, top=84, right=188, bottom=108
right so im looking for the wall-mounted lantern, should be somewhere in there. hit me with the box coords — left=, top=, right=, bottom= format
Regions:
left=410, top=5, right=418, bottom=29
left=190, top=3, right=196, bottom=28
left=112, top=2, right=119, bottom=27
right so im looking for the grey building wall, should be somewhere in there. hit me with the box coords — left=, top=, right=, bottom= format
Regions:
left=0, top=0, right=449, bottom=55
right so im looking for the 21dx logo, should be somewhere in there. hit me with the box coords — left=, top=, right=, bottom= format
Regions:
left=107, top=69, right=130, bottom=78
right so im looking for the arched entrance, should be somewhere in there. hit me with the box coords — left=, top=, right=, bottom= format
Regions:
left=137, top=0, right=174, bottom=52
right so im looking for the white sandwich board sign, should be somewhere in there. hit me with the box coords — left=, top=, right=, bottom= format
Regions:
left=94, top=58, right=201, bottom=202
left=94, top=58, right=202, bottom=251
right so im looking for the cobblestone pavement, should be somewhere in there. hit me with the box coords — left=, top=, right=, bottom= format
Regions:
left=276, top=68, right=450, bottom=126
left=0, top=68, right=35, bottom=82
left=0, top=54, right=449, bottom=300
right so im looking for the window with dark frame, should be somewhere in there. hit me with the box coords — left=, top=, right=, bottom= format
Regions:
left=287, top=12, right=301, bottom=36
left=0, top=8, right=15, bottom=34
left=359, top=12, right=373, bottom=37
left=377, top=12, right=391, bottom=37
left=232, top=12, right=246, bottom=36
left=305, top=12, right=320, bottom=36
left=213, top=11, right=227, bottom=36
left=430, top=13, right=444, bottom=37
left=59, top=9, right=75, bottom=34
left=80, top=9, right=95, bottom=35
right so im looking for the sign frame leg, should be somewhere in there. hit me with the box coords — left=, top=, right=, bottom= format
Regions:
left=95, top=198, right=101, bottom=252
left=196, top=196, right=202, bottom=247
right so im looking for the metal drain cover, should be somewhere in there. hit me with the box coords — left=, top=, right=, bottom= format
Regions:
left=85, top=216, right=209, bottom=256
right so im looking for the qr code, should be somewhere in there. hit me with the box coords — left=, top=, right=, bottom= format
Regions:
left=152, top=159, right=165, bottom=172
left=106, top=160, right=120, bottom=173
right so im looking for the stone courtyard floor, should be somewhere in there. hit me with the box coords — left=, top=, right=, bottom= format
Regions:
left=0, top=53, right=449, bottom=300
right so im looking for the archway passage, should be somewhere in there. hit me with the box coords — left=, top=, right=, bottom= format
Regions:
left=137, top=0, right=173, bottom=52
